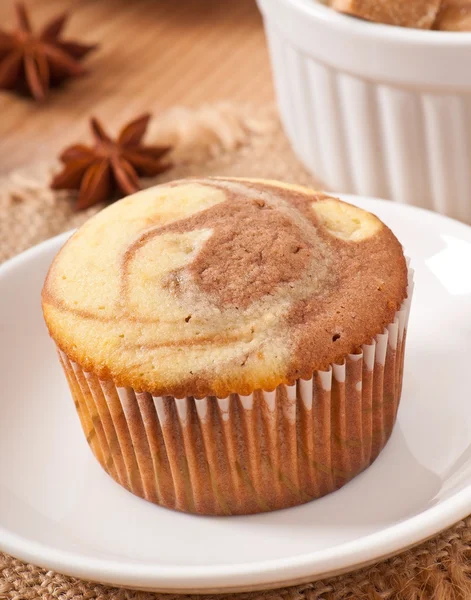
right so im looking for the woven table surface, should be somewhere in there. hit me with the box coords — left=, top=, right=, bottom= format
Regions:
left=1, top=105, right=471, bottom=600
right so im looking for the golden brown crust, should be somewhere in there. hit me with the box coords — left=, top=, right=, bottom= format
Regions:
left=330, top=0, right=441, bottom=28
left=434, top=0, right=471, bottom=30
left=42, top=177, right=408, bottom=398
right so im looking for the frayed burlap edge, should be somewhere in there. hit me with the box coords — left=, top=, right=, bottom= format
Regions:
left=1, top=103, right=471, bottom=600
left=2, top=518, right=471, bottom=600
left=0, top=103, right=280, bottom=264
left=2, top=516, right=471, bottom=600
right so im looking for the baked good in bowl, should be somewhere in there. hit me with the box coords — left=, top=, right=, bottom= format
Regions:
left=329, top=0, right=471, bottom=30
left=330, top=0, right=441, bottom=29
left=257, top=0, right=471, bottom=223
left=434, top=1, right=471, bottom=30
left=42, top=177, right=413, bottom=515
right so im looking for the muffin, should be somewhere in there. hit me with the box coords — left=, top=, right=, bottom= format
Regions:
left=42, top=177, right=413, bottom=515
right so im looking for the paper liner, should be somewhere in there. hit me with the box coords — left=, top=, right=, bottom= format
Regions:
left=57, top=268, right=414, bottom=515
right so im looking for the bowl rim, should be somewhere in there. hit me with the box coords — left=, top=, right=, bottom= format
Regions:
left=276, top=0, right=471, bottom=45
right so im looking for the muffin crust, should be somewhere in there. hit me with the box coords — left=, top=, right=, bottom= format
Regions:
left=42, top=178, right=407, bottom=398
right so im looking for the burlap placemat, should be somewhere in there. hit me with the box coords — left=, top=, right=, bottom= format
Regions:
left=1, top=104, right=471, bottom=600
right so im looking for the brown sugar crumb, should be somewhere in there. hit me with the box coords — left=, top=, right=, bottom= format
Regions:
left=330, top=0, right=441, bottom=29
left=434, top=0, right=471, bottom=30
left=162, top=269, right=185, bottom=295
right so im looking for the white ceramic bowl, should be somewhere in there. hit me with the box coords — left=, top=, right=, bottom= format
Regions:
left=257, top=0, right=471, bottom=224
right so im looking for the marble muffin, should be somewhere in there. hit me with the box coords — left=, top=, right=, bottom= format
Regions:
left=42, top=177, right=413, bottom=515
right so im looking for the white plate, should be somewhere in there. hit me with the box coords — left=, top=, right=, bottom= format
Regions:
left=1, top=196, right=471, bottom=594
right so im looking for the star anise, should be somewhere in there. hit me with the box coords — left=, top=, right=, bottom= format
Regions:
left=0, top=2, right=97, bottom=101
left=51, top=114, right=173, bottom=210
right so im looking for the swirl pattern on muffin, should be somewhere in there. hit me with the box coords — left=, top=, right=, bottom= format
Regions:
left=42, top=178, right=407, bottom=398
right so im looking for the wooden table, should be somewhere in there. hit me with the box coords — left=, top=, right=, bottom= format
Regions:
left=0, top=0, right=274, bottom=173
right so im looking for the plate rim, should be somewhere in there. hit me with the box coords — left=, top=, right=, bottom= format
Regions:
left=1, top=196, right=471, bottom=592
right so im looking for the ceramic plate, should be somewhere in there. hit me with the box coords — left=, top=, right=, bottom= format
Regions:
left=1, top=196, right=471, bottom=593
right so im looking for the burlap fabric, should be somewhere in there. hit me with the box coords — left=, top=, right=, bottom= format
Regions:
left=1, top=104, right=471, bottom=600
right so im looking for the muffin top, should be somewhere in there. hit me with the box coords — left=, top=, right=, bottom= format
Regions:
left=42, top=178, right=407, bottom=398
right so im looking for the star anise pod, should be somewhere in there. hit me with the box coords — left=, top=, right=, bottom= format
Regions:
left=0, top=2, right=97, bottom=101
left=51, top=113, right=173, bottom=210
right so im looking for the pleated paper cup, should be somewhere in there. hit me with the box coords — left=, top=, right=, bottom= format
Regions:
left=57, top=268, right=414, bottom=516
